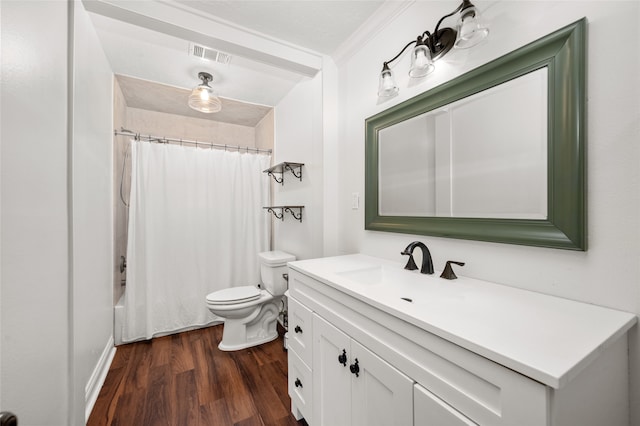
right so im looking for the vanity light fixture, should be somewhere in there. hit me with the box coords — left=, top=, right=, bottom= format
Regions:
left=377, top=0, right=489, bottom=97
left=188, top=72, right=222, bottom=113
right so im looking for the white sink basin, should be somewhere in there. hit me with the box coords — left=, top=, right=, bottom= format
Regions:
left=335, top=264, right=437, bottom=289
left=313, top=256, right=483, bottom=318
left=334, top=261, right=443, bottom=304
left=336, top=265, right=386, bottom=285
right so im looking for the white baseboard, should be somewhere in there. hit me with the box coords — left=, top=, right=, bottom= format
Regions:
left=85, top=336, right=116, bottom=422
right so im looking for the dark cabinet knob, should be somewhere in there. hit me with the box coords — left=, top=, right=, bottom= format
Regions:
left=294, top=325, right=302, bottom=334
left=350, top=358, right=360, bottom=377
left=338, top=349, right=347, bottom=366
left=294, top=378, right=303, bottom=388
left=0, top=412, right=18, bottom=426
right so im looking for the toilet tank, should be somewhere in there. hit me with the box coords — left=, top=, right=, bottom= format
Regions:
left=259, top=250, right=296, bottom=296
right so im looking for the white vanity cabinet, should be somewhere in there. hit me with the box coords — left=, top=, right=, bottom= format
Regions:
left=286, top=254, right=637, bottom=426
left=313, top=314, right=413, bottom=426
left=414, top=384, right=476, bottom=426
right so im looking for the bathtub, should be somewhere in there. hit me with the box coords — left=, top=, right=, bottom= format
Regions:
left=114, top=294, right=125, bottom=345
left=114, top=293, right=222, bottom=345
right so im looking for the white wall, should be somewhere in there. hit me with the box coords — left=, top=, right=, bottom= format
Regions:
left=273, top=75, right=324, bottom=260
left=1, top=1, right=72, bottom=423
left=321, top=56, right=340, bottom=256
left=333, top=1, right=640, bottom=424
left=72, top=0, right=115, bottom=422
left=0, top=0, right=114, bottom=423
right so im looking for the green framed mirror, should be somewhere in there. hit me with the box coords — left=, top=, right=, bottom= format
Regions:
left=365, top=19, right=586, bottom=250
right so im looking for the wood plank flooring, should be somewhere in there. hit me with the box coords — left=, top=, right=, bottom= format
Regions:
left=88, top=325, right=307, bottom=426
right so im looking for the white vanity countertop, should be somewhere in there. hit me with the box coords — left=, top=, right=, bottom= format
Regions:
left=288, top=254, right=637, bottom=389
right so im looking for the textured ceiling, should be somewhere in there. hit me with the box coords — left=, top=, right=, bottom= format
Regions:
left=116, top=74, right=272, bottom=127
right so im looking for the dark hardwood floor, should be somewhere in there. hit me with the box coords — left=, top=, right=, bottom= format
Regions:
left=88, top=325, right=307, bottom=426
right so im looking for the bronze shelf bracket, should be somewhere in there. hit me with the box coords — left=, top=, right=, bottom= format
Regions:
left=263, top=206, right=304, bottom=222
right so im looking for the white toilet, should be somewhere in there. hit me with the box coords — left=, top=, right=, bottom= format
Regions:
left=205, top=250, right=295, bottom=351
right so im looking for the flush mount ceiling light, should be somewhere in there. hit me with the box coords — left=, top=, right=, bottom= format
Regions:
left=188, top=72, right=222, bottom=113
left=377, top=0, right=489, bottom=97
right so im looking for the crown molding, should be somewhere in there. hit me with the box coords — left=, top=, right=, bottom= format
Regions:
left=83, top=0, right=322, bottom=76
left=332, top=0, right=415, bottom=65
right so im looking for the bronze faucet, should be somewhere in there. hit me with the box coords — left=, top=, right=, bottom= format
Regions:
left=401, top=241, right=434, bottom=274
left=440, top=261, right=465, bottom=280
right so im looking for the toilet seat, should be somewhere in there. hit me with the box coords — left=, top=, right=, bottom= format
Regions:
left=206, top=286, right=261, bottom=305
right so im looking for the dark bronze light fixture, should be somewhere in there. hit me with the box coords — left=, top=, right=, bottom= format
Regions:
left=378, top=0, right=489, bottom=97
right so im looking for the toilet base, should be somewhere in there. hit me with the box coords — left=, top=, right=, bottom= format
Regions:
left=216, top=298, right=281, bottom=351
left=218, top=330, right=278, bottom=351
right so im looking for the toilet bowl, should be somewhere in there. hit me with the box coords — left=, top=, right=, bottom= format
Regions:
left=206, top=250, right=295, bottom=351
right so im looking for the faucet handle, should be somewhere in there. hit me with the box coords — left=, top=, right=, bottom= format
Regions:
left=400, top=252, right=419, bottom=271
left=440, top=261, right=465, bottom=280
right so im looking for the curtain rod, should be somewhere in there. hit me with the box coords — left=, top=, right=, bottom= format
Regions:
left=114, top=128, right=272, bottom=154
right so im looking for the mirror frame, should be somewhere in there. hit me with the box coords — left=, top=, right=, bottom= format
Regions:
left=365, top=19, right=586, bottom=250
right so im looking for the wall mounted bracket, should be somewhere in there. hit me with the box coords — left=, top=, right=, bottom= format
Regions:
left=263, top=206, right=304, bottom=222
left=264, top=162, right=304, bottom=185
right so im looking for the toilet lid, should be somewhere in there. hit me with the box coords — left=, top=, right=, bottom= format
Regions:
left=206, top=286, right=261, bottom=305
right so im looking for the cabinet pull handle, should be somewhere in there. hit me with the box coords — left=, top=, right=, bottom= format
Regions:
left=338, top=349, right=347, bottom=366
left=294, top=378, right=303, bottom=388
left=294, top=325, right=303, bottom=334
left=350, top=358, right=360, bottom=377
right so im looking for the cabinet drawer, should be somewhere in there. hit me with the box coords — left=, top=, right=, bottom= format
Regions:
left=288, top=296, right=313, bottom=367
left=414, top=383, right=477, bottom=426
left=288, top=349, right=312, bottom=420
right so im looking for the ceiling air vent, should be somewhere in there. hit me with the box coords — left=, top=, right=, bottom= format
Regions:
left=189, top=43, right=232, bottom=65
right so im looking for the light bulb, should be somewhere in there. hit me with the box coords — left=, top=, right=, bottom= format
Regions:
left=189, top=84, right=222, bottom=113
left=382, top=73, right=394, bottom=90
left=460, top=15, right=478, bottom=38
left=415, top=50, right=428, bottom=68
left=377, top=64, right=399, bottom=97
left=455, top=6, right=489, bottom=49
left=409, top=43, right=434, bottom=78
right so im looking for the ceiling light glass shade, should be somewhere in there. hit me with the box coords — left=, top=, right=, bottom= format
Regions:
left=188, top=72, right=222, bottom=113
left=454, top=6, right=489, bottom=49
left=378, top=64, right=399, bottom=97
left=409, top=40, right=434, bottom=78
left=188, top=84, right=222, bottom=113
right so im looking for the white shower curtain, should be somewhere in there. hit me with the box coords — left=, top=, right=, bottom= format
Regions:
left=123, top=141, right=271, bottom=343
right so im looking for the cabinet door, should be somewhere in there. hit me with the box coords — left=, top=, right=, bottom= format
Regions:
left=312, top=314, right=351, bottom=426
left=351, top=340, right=413, bottom=426
left=414, top=383, right=477, bottom=426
